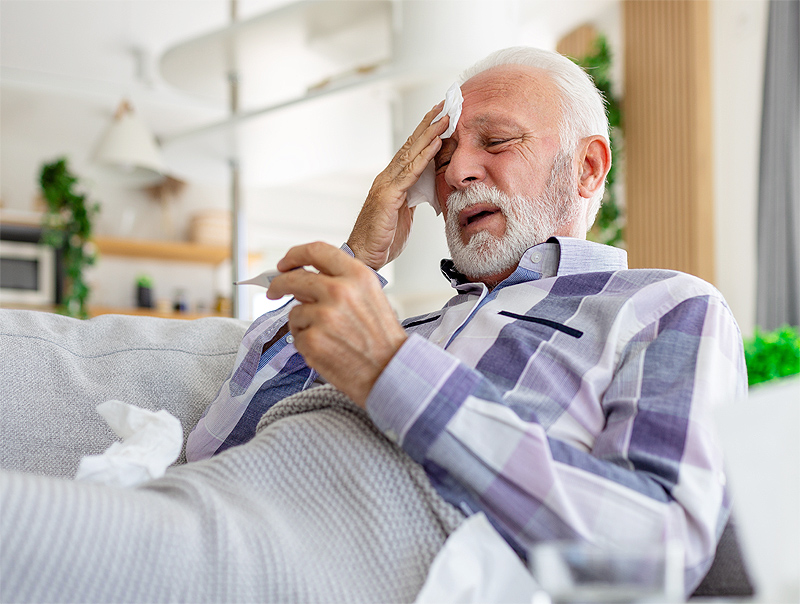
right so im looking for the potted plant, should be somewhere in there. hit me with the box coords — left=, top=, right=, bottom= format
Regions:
left=744, top=325, right=800, bottom=387
left=572, top=35, right=625, bottom=248
left=39, top=158, right=100, bottom=319
left=136, top=274, right=154, bottom=309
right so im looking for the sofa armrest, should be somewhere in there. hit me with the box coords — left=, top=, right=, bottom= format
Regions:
left=690, top=517, right=755, bottom=598
left=0, top=310, right=248, bottom=478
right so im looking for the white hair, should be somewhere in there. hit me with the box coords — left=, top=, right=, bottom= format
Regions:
left=457, top=46, right=610, bottom=229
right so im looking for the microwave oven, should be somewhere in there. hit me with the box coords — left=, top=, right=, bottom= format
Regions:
left=0, top=240, right=56, bottom=306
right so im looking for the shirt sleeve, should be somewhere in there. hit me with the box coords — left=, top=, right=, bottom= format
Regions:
left=366, top=288, right=747, bottom=595
left=186, top=243, right=388, bottom=462
left=185, top=298, right=313, bottom=461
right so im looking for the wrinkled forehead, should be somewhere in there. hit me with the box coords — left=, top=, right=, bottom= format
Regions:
left=459, top=65, right=563, bottom=133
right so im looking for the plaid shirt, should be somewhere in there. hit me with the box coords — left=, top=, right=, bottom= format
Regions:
left=187, top=237, right=746, bottom=592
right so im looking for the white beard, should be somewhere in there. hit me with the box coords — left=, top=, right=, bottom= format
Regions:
left=444, top=151, right=580, bottom=281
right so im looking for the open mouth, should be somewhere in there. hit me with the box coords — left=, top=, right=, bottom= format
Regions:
left=467, top=211, right=495, bottom=224
left=459, top=204, right=501, bottom=229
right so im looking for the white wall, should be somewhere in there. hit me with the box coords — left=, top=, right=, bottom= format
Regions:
left=0, top=86, right=236, bottom=310
left=1, top=0, right=770, bottom=328
left=712, top=0, right=769, bottom=338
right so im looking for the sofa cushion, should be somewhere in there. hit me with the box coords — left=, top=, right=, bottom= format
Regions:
left=690, top=517, right=755, bottom=598
left=0, top=310, right=248, bottom=478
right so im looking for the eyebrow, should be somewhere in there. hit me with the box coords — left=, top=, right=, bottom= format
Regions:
left=465, top=113, right=527, bottom=132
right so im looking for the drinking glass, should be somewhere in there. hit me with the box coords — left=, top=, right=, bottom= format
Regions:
left=528, top=540, right=684, bottom=603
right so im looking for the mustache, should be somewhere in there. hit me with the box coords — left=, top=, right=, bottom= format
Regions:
left=445, top=184, right=513, bottom=217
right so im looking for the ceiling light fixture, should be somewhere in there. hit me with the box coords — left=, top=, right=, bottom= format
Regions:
left=92, top=99, right=166, bottom=187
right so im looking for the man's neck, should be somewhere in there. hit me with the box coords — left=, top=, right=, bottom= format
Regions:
left=476, top=268, right=516, bottom=290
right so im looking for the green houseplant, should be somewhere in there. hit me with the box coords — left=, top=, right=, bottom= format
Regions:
left=39, top=158, right=100, bottom=319
left=571, top=35, right=625, bottom=248
left=136, top=274, right=154, bottom=309
left=744, top=325, right=800, bottom=387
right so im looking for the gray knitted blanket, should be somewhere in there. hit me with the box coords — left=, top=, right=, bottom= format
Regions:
left=0, top=385, right=464, bottom=603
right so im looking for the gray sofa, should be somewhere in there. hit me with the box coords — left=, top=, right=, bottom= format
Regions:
left=0, top=309, right=753, bottom=601
left=1, top=309, right=249, bottom=478
left=0, top=309, right=464, bottom=603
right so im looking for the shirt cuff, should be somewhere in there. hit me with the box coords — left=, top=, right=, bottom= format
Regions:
left=341, top=242, right=388, bottom=288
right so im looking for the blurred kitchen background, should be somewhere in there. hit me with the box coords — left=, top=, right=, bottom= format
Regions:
left=0, top=0, right=794, bottom=337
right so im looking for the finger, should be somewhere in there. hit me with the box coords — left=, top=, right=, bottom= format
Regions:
left=287, top=303, right=312, bottom=332
left=268, top=242, right=367, bottom=301
left=390, top=113, right=449, bottom=170
left=276, top=241, right=356, bottom=277
left=267, top=268, right=328, bottom=303
left=405, top=101, right=445, bottom=145
left=403, top=114, right=449, bottom=164
left=383, top=108, right=450, bottom=181
left=391, top=133, right=444, bottom=191
left=374, top=122, right=446, bottom=198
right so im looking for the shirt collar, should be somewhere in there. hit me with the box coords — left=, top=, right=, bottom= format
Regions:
left=440, top=237, right=628, bottom=288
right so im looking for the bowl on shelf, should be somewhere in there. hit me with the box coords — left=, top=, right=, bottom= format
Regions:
left=189, top=210, right=231, bottom=247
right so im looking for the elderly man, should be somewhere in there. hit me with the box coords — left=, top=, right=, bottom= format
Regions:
left=188, top=46, right=746, bottom=594
left=2, top=47, right=745, bottom=603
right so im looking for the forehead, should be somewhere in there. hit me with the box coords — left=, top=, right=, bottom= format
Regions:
left=458, top=65, right=562, bottom=135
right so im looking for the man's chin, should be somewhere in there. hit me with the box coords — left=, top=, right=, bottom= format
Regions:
left=449, top=242, right=522, bottom=282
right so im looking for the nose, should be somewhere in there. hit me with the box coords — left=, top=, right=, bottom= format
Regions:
left=444, top=144, right=486, bottom=191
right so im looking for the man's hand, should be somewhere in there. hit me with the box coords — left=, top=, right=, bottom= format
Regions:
left=346, top=103, right=449, bottom=271
left=266, top=242, right=408, bottom=408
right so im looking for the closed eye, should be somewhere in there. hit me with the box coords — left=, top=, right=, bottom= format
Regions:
left=435, top=142, right=455, bottom=172
left=486, top=138, right=517, bottom=149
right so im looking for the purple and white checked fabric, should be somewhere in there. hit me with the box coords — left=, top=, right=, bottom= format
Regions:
left=187, top=237, right=746, bottom=593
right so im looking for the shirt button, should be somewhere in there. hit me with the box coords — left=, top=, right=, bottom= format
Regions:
left=531, top=252, right=542, bottom=263
left=286, top=334, right=294, bottom=344
left=385, top=429, right=398, bottom=443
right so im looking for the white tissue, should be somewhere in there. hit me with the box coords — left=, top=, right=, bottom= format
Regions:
left=75, top=400, right=183, bottom=488
left=414, top=513, right=540, bottom=604
left=407, top=82, right=463, bottom=216
left=437, top=82, right=463, bottom=139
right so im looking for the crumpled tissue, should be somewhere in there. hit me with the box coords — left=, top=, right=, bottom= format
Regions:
left=414, top=512, right=541, bottom=604
left=407, top=82, right=463, bottom=216
left=75, top=400, right=183, bottom=488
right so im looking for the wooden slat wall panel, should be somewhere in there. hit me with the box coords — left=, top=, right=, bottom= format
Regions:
left=557, top=24, right=599, bottom=59
left=623, top=0, right=715, bottom=282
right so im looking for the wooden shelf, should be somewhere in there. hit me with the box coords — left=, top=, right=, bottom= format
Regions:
left=94, top=236, right=229, bottom=265
left=93, top=236, right=261, bottom=265
left=89, top=306, right=231, bottom=320
left=0, top=209, right=44, bottom=227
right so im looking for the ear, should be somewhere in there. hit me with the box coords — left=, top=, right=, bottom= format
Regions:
left=577, top=136, right=611, bottom=199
